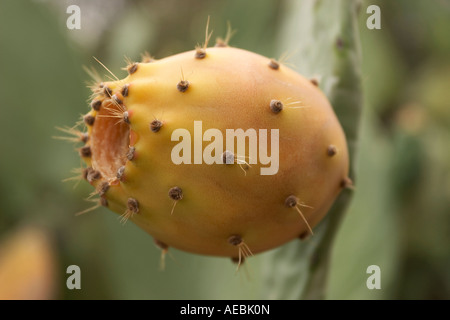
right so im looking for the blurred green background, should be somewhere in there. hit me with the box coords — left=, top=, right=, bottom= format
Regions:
left=0, top=0, right=449, bottom=299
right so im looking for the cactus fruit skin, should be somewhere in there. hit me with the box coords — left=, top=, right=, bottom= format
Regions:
left=76, top=46, right=349, bottom=258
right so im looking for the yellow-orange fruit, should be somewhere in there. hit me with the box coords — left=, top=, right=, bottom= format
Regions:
left=0, top=227, right=58, bottom=300
left=77, top=46, right=349, bottom=258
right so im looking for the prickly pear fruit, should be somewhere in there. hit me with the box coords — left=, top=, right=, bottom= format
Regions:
left=0, top=227, right=58, bottom=300
left=71, top=43, right=349, bottom=261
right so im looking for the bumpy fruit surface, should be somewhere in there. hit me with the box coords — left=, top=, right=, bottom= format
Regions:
left=75, top=45, right=349, bottom=259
